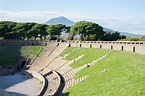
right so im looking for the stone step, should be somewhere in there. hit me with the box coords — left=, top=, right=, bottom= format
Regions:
left=39, top=68, right=52, bottom=76
left=63, top=70, right=75, bottom=82
left=43, top=71, right=60, bottom=96
left=57, top=66, right=72, bottom=75
left=63, top=76, right=88, bottom=92
left=48, top=44, right=68, bottom=58
left=46, top=57, right=68, bottom=70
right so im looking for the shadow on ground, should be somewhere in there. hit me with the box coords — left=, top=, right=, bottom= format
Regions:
left=9, top=92, right=27, bottom=96
left=62, top=92, right=70, bottom=96
left=0, top=72, right=32, bottom=89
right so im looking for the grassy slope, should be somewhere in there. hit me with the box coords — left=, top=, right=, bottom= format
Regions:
left=0, top=46, right=42, bottom=65
left=20, top=46, right=42, bottom=57
left=61, top=47, right=145, bottom=96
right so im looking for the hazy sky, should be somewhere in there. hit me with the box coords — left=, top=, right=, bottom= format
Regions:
left=0, top=0, right=145, bottom=35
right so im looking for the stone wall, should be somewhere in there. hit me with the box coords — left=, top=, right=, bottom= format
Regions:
left=0, top=40, right=46, bottom=46
left=0, top=40, right=145, bottom=54
left=59, top=41, right=145, bottom=54
left=0, top=70, right=14, bottom=76
left=0, top=59, right=25, bottom=76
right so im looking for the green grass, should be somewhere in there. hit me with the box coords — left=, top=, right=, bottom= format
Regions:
left=61, top=47, right=145, bottom=96
left=61, top=47, right=114, bottom=68
left=60, top=47, right=76, bottom=57
left=20, top=46, right=42, bottom=57
left=0, top=46, right=42, bottom=65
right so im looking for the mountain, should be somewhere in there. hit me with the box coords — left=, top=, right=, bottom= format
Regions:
left=45, top=16, right=75, bottom=26
left=103, top=27, right=115, bottom=32
left=103, top=27, right=144, bottom=37
left=119, top=32, right=144, bottom=38
left=44, top=16, right=144, bottom=37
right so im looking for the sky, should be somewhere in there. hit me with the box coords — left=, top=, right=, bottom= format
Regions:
left=0, top=0, right=145, bottom=35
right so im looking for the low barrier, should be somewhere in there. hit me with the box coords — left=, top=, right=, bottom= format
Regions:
left=52, top=71, right=61, bottom=96
left=21, top=70, right=46, bottom=96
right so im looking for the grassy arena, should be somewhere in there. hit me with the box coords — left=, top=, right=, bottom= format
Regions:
left=61, top=47, right=145, bottom=96
left=0, top=46, right=42, bottom=65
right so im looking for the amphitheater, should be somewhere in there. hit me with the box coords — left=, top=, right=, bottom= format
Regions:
left=0, top=40, right=145, bottom=96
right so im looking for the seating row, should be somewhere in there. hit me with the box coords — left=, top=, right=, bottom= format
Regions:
left=43, top=71, right=61, bottom=96
left=63, top=76, right=87, bottom=92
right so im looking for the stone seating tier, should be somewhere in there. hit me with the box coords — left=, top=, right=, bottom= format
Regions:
left=43, top=71, right=61, bottom=96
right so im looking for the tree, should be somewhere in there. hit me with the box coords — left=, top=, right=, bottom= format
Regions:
left=102, top=31, right=126, bottom=41
left=139, top=36, right=145, bottom=41
left=0, top=21, right=17, bottom=39
left=26, top=22, right=36, bottom=39
left=46, top=25, right=56, bottom=40
left=0, top=21, right=127, bottom=41
left=46, top=24, right=66, bottom=40
left=0, top=24, right=6, bottom=37
left=13, top=23, right=29, bottom=39
left=29, top=23, right=47, bottom=40
left=69, top=25, right=78, bottom=40
left=70, top=21, right=104, bottom=41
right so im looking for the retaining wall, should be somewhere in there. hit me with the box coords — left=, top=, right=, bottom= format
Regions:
left=0, top=40, right=145, bottom=54
left=0, top=40, right=45, bottom=46
left=21, top=70, right=46, bottom=96
left=61, top=41, right=145, bottom=54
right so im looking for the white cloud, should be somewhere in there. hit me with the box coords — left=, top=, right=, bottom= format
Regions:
left=0, top=10, right=79, bottom=23
left=0, top=10, right=59, bottom=23
left=0, top=10, right=145, bottom=35
left=70, top=17, right=145, bottom=35
left=92, top=18, right=145, bottom=35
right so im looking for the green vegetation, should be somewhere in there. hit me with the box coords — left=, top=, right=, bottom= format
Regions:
left=61, top=47, right=145, bottom=96
left=0, top=46, right=42, bottom=65
left=69, top=21, right=104, bottom=41
left=120, top=36, right=145, bottom=41
left=61, top=47, right=112, bottom=68
left=0, top=21, right=126, bottom=41
left=60, top=47, right=76, bottom=57
left=46, top=24, right=66, bottom=40
left=69, top=21, right=125, bottom=41
left=0, top=21, right=66, bottom=40
left=20, top=46, right=42, bottom=57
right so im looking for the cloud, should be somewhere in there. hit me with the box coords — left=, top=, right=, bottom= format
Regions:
left=0, top=10, right=59, bottom=23
left=0, top=10, right=79, bottom=23
left=92, top=18, right=145, bottom=35
left=70, top=17, right=145, bottom=35
left=0, top=10, right=145, bottom=35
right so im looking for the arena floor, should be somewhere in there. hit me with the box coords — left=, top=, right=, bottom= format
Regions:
left=0, top=72, right=42, bottom=96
